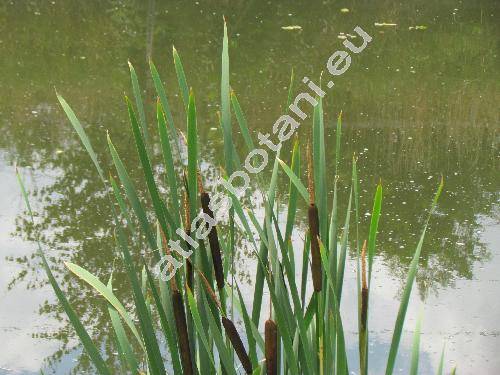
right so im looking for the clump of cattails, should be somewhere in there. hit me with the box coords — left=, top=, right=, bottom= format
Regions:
left=361, top=240, right=368, bottom=332
left=265, top=303, right=278, bottom=375
left=307, top=142, right=322, bottom=292
left=162, top=231, right=194, bottom=375
left=198, top=173, right=225, bottom=290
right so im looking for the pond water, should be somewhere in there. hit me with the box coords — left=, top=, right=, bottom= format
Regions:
left=0, top=1, right=498, bottom=374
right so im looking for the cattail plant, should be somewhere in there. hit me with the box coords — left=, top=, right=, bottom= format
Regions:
left=26, top=19, right=448, bottom=375
left=307, top=142, right=322, bottom=292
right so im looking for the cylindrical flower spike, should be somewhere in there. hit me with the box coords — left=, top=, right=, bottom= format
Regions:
left=222, top=316, right=253, bottom=374
left=171, top=282, right=194, bottom=375
left=265, top=318, right=278, bottom=375
left=200, top=191, right=224, bottom=289
left=308, top=203, right=322, bottom=292
left=307, top=141, right=322, bottom=292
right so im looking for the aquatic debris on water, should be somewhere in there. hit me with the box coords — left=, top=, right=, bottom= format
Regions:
left=281, top=25, right=302, bottom=31
left=374, top=22, right=397, bottom=27
left=409, top=25, right=428, bottom=30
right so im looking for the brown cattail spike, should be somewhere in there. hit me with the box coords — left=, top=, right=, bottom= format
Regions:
left=160, top=229, right=178, bottom=291
left=308, top=203, right=322, bottom=292
left=172, top=289, right=194, bottom=375
left=200, top=191, right=224, bottom=289
left=183, top=191, right=191, bottom=231
left=361, top=240, right=368, bottom=331
left=265, top=319, right=278, bottom=375
left=197, top=169, right=205, bottom=194
left=222, top=317, right=253, bottom=374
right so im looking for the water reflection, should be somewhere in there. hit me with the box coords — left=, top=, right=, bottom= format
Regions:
left=0, top=0, right=498, bottom=373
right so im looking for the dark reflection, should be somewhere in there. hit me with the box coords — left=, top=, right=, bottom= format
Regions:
left=1, top=0, right=498, bottom=372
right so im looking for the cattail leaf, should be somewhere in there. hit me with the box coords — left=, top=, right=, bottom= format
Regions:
left=149, top=60, right=181, bottom=157
left=251, top=153, right=280, bottom=328
left=185, top=287, right=216, bottom=369
left=56, top=94, right=106, bottom=184
left=221, top=18, right=234, bottom=175
left=173, top=46, right=189, bottom=111
left=107, top=135, right=157, bottom=252
left=126, top=97, right=174, bottom=238
left=327, top=177, right=339, bottom=289
left=269, top=208, right=314, bottom=374
left=231, top=90, right=255, bottom=152
left=233, top=283, right=260, bottom=364
left=367, top=183, right=383, bottom=284
left=385, top=179, right=443, bottom=375
left=65, top=262, right=145, bottom=351
left=324, top=177, right=339, bottom=371
left=284, top=137, right=300, bottom=242
left=115, top=226, right=166, bottom=375
left=259, top=251, right=299, bottom=373
left=187, top=90, right=198, bottom=220
left=202, top=293, right=237, bottom=375
left=228, top=195, right=261, bottom=252
left=157, top=101, right=181, bottom=228
left=107, top=277, right=140, bottom=374
left=143, top=261, right=183, bottom=374
left=277, top=158, right=309, bottom=203
left=264, top=202, right=296, bottom=333
left=336, top=187, right=353, bottom=303
left=263, top=279, right=299, bottom=374
left=300, top=234, right=311, bottom=308
left=409, top=314, right=422, bottom=375
left=334, top=112, right=342, bottom=176
left=128, top=61, right=151, bottom=151
left=437, top=344, right=445, bottom=375
left=109, top=175, right=136, bottom=234
left=16, top=171, right=110, bottom=375
left=318, top=239, right=349, bottom=375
